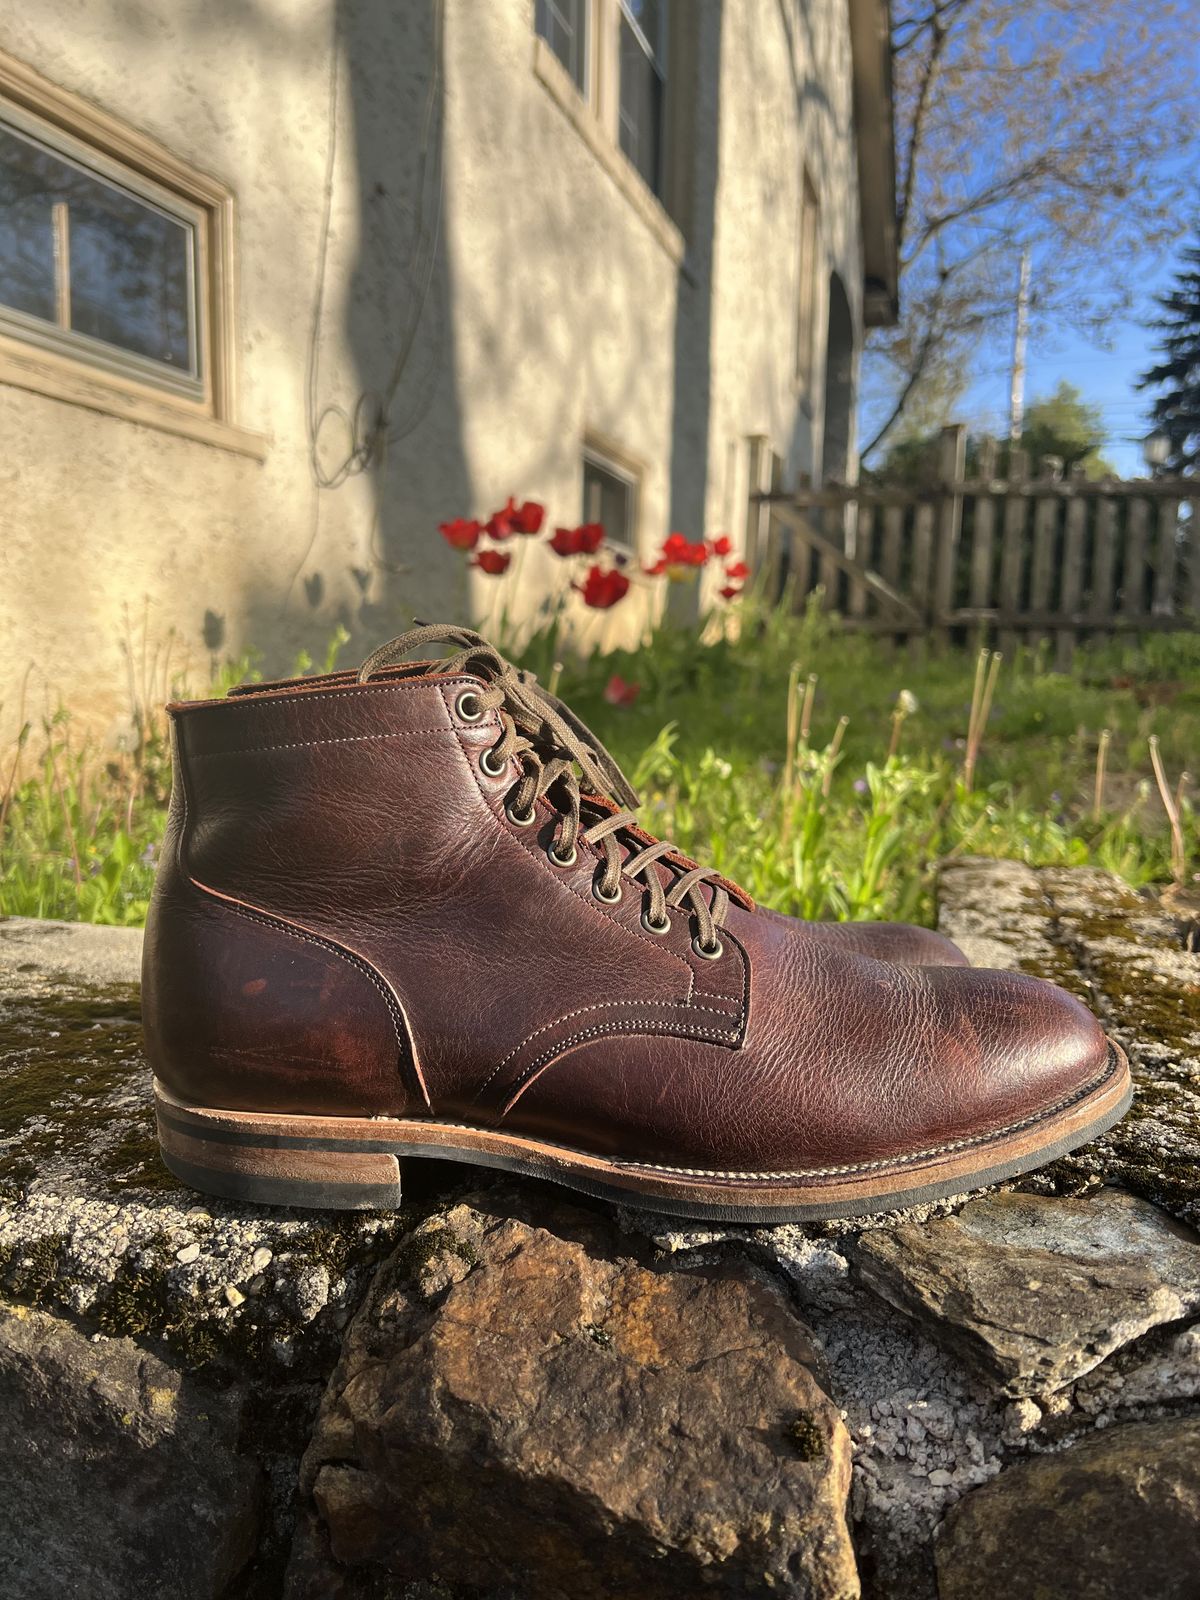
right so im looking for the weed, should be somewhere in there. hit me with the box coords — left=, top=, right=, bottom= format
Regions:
left=1, top=608, right=1195, bottom=926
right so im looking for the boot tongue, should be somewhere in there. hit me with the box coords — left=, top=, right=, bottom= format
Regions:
left=358, top=624, right=640, bottom=809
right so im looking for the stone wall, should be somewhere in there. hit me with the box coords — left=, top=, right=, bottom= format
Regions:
left=1, top=857, right=1197, bottom=1597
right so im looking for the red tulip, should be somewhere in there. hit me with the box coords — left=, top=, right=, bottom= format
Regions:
left=512, top=499, right=545, bottom=534
left=603, top=673, right=641, bottom=707
left=550, top=522, right=606, bottom=557
left=660, top=531, right=709, bottom=569
left=577, top=564, right=630, bottom=609
left=719, top=584, right=744, bottom=601
left=486, top=497, right=518, bottom=539
left=724, top=560, right=750, bottom=582
left=439, top=517, right=482, bottom=552
left=473, top=548, right=512, bottom=576
left=710, top=534, right=733, bottom=557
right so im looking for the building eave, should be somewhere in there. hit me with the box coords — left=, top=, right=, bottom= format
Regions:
left=848, top=0, right=899, bottom=328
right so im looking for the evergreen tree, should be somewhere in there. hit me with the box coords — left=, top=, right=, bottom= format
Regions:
left=1139, top=242, right=1200, bottom=474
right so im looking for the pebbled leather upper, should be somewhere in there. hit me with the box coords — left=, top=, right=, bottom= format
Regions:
left=756, top=905, right=969, bottom=968
left=141, top=665, right=1111, bottom=1175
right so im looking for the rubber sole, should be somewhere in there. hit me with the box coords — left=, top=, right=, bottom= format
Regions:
left=153, top=1040, right=1132, bottom=1224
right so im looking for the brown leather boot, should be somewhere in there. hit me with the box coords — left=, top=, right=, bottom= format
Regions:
left=187, top=658, right=970, bottom=970
left=143, top=625, right=1130, bottom=1222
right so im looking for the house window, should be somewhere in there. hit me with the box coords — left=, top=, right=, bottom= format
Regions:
left=617, top=0, right=666, bottom=197
left=583, top=446, right=638, bottom=546
left=532, top=0, right=676, bottom=226
left=1, top=115, right=202, bottom=394
left=0, top=52, right=258, bottom=456
left=795, top=170, right=821, bottom=394
left=535, top=0, right=589, bottom=94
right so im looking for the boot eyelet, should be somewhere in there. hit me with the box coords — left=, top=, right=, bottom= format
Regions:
left=641, top=910, right=671, bottom=936
left=456, top=691, right=484, bottom=723
left=593, top=874, right=623, bottom=905
left=691, top=935, right=724, bottom=961
left=480, top=747, right=507, bottom=778
left=548, top=842, right=578, bottom=868
left=505, top=799, right=538, bottom=828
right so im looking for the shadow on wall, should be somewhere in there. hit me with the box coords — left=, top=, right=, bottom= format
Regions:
left=223, top=0, right=474, bottom=670
left=666, top=0, right=722, bottom=629
left=338, top=0, right=472, bottom=640
left=823, top=270, right=854, bottom=484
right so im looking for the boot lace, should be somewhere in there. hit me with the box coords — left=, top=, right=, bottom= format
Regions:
left=359, top=625, right=731, bottom=956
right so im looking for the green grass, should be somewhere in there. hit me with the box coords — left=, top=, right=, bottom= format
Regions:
left=1, top=605, right=1196, bottom=926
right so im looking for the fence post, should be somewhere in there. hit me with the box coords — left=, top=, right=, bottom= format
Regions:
left=998, top=447, right=1029, bottom=660
left=1152, top=495, right=1182, bottom=615
left=850, top=502, right=873, bottom=620
left=817, top=484, right=845, bottom=606
left=934, top=424, right=968, bottom=639
left=969, top=436, right=998, bottom=618
left=1027, top=454, right=1062, bottom=651
left=1056, top=472, right=1088, bottom=669
left=744, top=435, right=771, bottom=587
left=1088, top=491, right=1119, bottom=645
left=1122, top=495, right=1150, bottom=621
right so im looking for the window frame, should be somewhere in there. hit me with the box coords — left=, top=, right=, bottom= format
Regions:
left=0, top=104, right=207, bottom=398
left=531, top=0, right=680, bottom=259
left=535, top=0, right=591, bottom=98
left=0, top=49, right=263, bottom=459
left=581, top=438, right=641, bottom=553
left=795, top=168, right=821, bottom=400
left=615, top=0, right=667, bottom=199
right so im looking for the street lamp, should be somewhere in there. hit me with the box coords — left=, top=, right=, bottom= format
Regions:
left=1142, top=429, right=1170, bottom=477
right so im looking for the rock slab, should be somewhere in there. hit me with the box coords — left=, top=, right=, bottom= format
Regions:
left=938, top=858, right=1200, bottom=1226
left=852, top=1187, right=1200, bottom=1395
left=935, top=1417, right=1200, bottom=1600
left=289, top=1191, right=859, bottom=1600
left=0, top=1300, right=261, bottom=1600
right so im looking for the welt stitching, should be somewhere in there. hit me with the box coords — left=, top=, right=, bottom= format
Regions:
left=447, top=701, right=697, bottom=981
left=217, top=900, right=423, bottom=1106
left=612, top=1048, right=1122, bottom=1179
left=328, top=1045, right=1119, bottom=1179
left=474, top=998, right=741, bottom=1099
left=190, top=728, right=460, bottom=759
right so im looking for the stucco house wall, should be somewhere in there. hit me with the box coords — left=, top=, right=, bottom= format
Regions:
left=0, top=0, right=890, bottom=747
left=698, top=0, right=864, bottom=599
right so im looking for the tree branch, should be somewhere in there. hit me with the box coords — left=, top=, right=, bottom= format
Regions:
left=860, top=321, right=943, bottom=460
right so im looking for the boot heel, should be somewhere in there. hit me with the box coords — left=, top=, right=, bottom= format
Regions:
left=154, top=1083, right=403, bottom=1211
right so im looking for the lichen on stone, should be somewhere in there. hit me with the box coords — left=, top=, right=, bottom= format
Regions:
left=786, top=1410, right=826, bottom=1460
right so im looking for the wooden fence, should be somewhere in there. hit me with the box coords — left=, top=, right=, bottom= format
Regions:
left=747, top=426, right=1200, bottom=666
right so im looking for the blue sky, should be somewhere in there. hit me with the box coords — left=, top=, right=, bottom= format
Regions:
left=960, top=249, right=1181, bottom=478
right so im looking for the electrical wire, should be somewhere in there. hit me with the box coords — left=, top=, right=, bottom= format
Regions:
left=285, top=0, right=447, bottom=609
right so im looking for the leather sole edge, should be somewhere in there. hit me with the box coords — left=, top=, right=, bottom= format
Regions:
left=152, top=1040, right=1132, bottom=1223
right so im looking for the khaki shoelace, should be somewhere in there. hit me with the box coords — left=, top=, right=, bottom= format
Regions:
left=359, top=624, right=730, bottom=956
